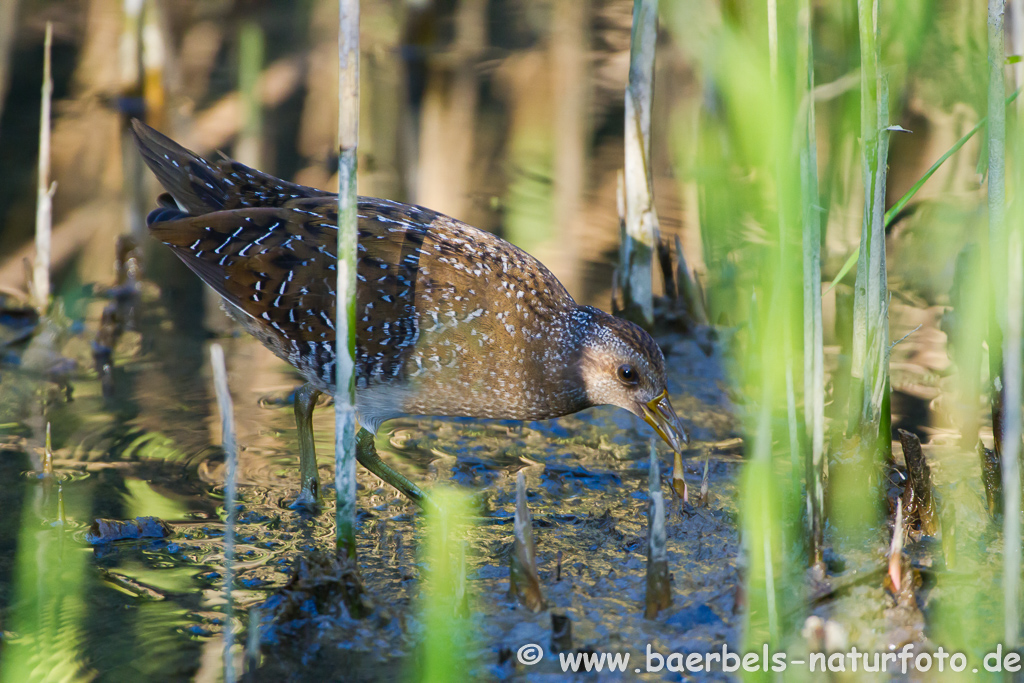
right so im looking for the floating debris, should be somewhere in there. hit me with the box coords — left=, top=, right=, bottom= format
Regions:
left=509, top=472, right=544, bottom=612
left=86, top=516, right=172, bottom=544
left=100, top=569, right=167, bottom=601
left=645, top=446, right=671, bottom=618
left=260, top=551, right=368, bottom=644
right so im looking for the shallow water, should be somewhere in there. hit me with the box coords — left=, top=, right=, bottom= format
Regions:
left=0, top=285, right=744, bottom=681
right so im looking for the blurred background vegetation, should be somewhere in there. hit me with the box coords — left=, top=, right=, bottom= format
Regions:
left=0, top=0, right=1004, bottom=352
left=1, top=0, right=1023, bottom=680
left=0, top=1, right=1001, bottom=318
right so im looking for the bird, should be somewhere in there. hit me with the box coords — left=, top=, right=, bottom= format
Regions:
left=131, top=119, right=688, bottom=507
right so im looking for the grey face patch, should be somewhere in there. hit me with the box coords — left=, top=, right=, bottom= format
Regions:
left=576, top=307, right=668, bottom=414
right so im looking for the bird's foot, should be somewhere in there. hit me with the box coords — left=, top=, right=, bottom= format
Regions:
left=357, top=428, right=435, bottom=513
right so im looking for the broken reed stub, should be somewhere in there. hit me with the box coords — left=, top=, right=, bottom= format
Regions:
left=697, top=453, right=710, bottom=507
left=897, top=429, right=937, bottom=536
left=645, top=446, right=671, bottom=618
left=887, top=498, right=905, bottom=594
left=42, top=422, right=53, bottom=476
left=671, top=448, right=687, bottom=503
left=551, top=613, right=573, bottom=653
left=510, top=472, right=545, bottom=612
left=977, top=441, right=1003, bottom=517
left=645, top=489, right=671, bottom=618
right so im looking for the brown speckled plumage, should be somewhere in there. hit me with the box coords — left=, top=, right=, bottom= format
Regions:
left=132, top=121, right=686, bottom=449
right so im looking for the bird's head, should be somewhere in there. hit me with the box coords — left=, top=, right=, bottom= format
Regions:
left=576, top=307, right=689, bottom=454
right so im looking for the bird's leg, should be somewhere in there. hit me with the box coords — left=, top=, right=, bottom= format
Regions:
left=356, top=427, right=432, bottom=510
left=293, top=392, right=429, bottom=510
left=293, top=383, right=322, bottom=507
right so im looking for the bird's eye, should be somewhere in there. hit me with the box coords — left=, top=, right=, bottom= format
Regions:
left=616, top=364, right=638, bottom=385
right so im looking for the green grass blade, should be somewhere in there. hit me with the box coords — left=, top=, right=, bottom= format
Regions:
left=824, top=248, right=859, bottom=296
left=824, top=87, right=1023, bottom=296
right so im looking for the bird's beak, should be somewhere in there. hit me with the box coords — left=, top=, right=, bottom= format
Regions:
left=640, top=389, right=689, bottom=453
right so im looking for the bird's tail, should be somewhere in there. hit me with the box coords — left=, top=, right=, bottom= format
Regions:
left=130, top=119, right=333, bottom=219
left=130, top=119, right=236, bottom=216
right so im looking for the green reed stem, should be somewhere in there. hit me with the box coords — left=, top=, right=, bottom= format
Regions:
left=1002, top=230, right=1022, bottom=648
left=237, top=20, right=265, bottom=167
left=988, top=0, right=1007, bottom=326
left=417, top=488, right=474, bottom=681
left=336, top=0, right=359, bottom=560
left=991, top=0, right=1022, bottom=649
left=798, top=0, right=824, bottom=565
left=825, top=87, right=1024, bottom=297
left=853, top=0, right=889, bottom=445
